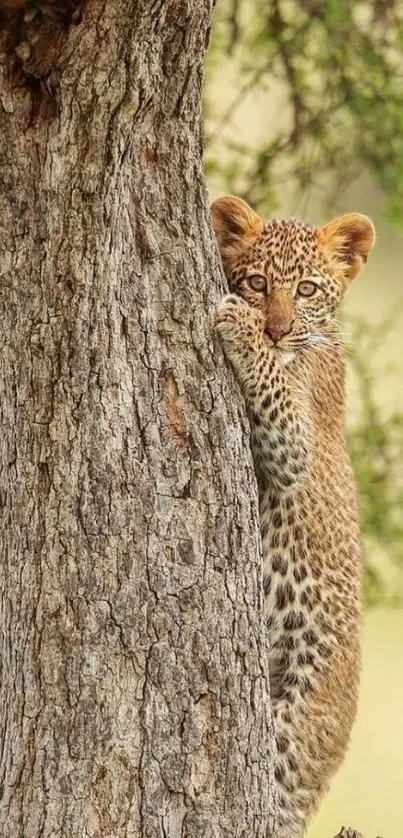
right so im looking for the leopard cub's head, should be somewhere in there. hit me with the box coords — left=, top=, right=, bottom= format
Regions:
left=211, top=195, right=375, bottom=358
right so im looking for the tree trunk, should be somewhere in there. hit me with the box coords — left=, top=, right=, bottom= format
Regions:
left=0, top=2, right=276, bottom=836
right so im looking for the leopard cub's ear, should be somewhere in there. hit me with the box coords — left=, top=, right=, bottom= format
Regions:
left=210, top=195, right=264, bottom=273
left=319, top=213, right=375, bottom=285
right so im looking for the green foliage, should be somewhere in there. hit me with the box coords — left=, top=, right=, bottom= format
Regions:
left=346, top=316, right=403, bottom=605
left=205, top=0, right=403, bottom=219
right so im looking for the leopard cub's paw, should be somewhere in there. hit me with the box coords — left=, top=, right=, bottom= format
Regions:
left=214, top=294, right=263, bottom=345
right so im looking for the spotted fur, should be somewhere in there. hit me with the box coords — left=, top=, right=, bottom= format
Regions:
left=211, top=196, right=375, bottom=838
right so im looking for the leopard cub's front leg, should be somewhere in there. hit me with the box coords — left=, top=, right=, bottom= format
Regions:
left=215, top=294, right=312, bottom=492
left=215, top=294, right=265, bottom=388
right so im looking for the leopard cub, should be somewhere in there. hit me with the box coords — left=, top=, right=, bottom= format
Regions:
left=211, top=195, right=375, bottom=838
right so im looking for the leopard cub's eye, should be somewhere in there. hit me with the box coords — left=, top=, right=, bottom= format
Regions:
left=297, top=280, right=318, bottom=298
left=247, top=274, right=267, bottom=292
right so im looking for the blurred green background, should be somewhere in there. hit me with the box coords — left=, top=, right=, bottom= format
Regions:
left=205, top=2, right=403, bottom=835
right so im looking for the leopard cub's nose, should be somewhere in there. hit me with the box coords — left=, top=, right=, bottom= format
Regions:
left=265, top=323, right=293, bottom=344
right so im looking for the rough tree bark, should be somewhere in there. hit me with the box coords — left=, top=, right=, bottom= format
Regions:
left=0, top=1, right=277, bottom=836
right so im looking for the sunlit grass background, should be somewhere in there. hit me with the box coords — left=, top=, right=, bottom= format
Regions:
left=205, top=2, right=403, bottom=834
